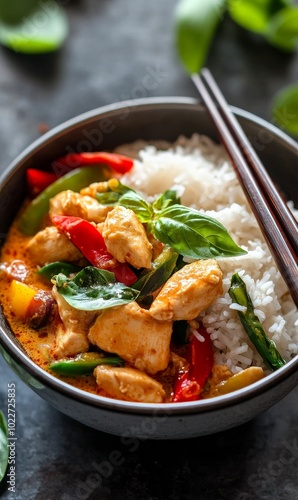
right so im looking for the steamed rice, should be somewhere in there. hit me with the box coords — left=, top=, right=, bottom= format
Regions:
left=119, top=134, right=298, bottom=373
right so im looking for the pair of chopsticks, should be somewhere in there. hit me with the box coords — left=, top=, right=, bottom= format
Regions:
left=192, top=69, right=298, bottom=309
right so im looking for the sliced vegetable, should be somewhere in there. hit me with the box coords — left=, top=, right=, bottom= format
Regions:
left=51, top=215, right=137, bottom=286
left=133, top=246, right=178, bottom=301
left=152, top=205, right=246, bottom=259
left=210, top=366, right=265, bottom=396
left=26, top=169, right=57, bottom=197
left=228, top=273, right=286, bottom=371
left=38, top=261, right=81, bottom=281
left=0, top=410, right=8, bottom=483
left=175, top=0, right=227, bottom=74
left=53, top=267, right=139, bottom=311
left=54, top=152, right=134, bottom=174
left=173, top=326, right=214, bottom=402
left=8, top=279, right=37, bottom=318
left=19, top=166, right=108, bottom=236
left=49, top=352, right=124, bottom=376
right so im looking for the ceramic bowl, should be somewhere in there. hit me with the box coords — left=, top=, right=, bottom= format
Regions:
left=0, top=98, right=297, bottom=439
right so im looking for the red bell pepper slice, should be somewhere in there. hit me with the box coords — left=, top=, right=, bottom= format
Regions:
left=26, top=169, right=58, bottom=197
left=172, top=325, right=214, bottom=403
left=53, top=152, right=134, bottom=175
left=51, top=215, right=137, bottom=286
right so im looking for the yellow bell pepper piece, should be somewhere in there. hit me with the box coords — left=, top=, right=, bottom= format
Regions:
left=8, top=280, right=37, bottom=318
left=214, top=366, right=265, bottom=396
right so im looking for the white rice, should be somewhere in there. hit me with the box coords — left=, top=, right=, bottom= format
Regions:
left=119, top=134, right=298, bottom=373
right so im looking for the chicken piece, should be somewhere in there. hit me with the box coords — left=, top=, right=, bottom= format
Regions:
left=102, top=206, right=152, bottom=269
left=149, top=259, right=223, bottom=321
left=49, top=190, right=111, bottom=223
left=52, top=286, right=97, bottom=358
left=88, top=301, right=172, bottom=374
left=94, top=365, right=165, bottom=403
left=26, top=226, right=83, bottom=265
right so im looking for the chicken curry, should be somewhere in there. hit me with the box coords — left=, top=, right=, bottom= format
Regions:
left=0, top=151, right=271, bottom=403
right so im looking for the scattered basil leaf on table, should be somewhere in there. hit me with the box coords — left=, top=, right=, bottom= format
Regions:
left=174, top=0, right=227, bottom=73
left=228, top=0, right=290, bottom=34
left=0, top=0, right=68, bottom=54
left=265, top=6, right=298, bottom=51
left=0, top=410, right=8, bottom=483
left=53, top=267, right=139, bottom=311
left=151, top=205, right=246, bottom=259
left=272, top=84, right=298, bottom=135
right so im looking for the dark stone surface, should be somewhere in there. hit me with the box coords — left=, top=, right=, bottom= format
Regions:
left=0, top=1, right=297, bottom=499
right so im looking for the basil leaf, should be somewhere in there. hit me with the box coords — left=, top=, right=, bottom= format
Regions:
left=175, top=0, right=227, bottom=74
left=53, top=266, right=139, bottom=311
left=38, top=261, right=81, bottom=282
left=96, top=181, right=133, bottom=206
left=0, top=0, right=38, bottom=24
left=265, top=7, right=298, bottom=52
left=272, top=84, right=298, bottom=135
left=0, top=0, right=68, bottom=54
left=153, top=190, right=181, bottom=211
left=0, top=410, right=8, bottom=483
left=228, top=0, right=289, bottom=34
left=119, top=191, right=154, bottom=222
left=134, top=247, right=178, bottom=301
left=152, top=205, right=246, bottom=259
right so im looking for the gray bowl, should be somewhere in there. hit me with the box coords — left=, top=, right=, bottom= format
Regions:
left=0, top=98, right=297, bottom=439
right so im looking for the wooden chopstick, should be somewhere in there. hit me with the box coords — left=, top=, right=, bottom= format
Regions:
left=191, top=70, right=298, bottom=308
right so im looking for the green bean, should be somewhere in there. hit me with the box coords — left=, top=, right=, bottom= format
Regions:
left=229, top=273, right=286, bottom=371
left=49, top=352, right=124, bottom=376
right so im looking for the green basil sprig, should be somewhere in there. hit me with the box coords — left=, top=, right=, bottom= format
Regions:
left=53, top=267, right=139, bottom=311
left=98, top=182, right=246, bottom=260
left=152, top=205, right=246, bottom=258
left=152, top=190, right=181, bottom=211
left=0, top=410, right=8, bottom=483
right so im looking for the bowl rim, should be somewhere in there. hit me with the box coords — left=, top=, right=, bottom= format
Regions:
left=0, top=96, right=297, bottom=416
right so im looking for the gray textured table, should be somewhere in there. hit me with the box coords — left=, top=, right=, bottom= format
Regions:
left=0, top=1, right=297, bottom=499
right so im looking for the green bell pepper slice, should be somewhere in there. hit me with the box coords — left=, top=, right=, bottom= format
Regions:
left=19, top=166, right=108, bottom=236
